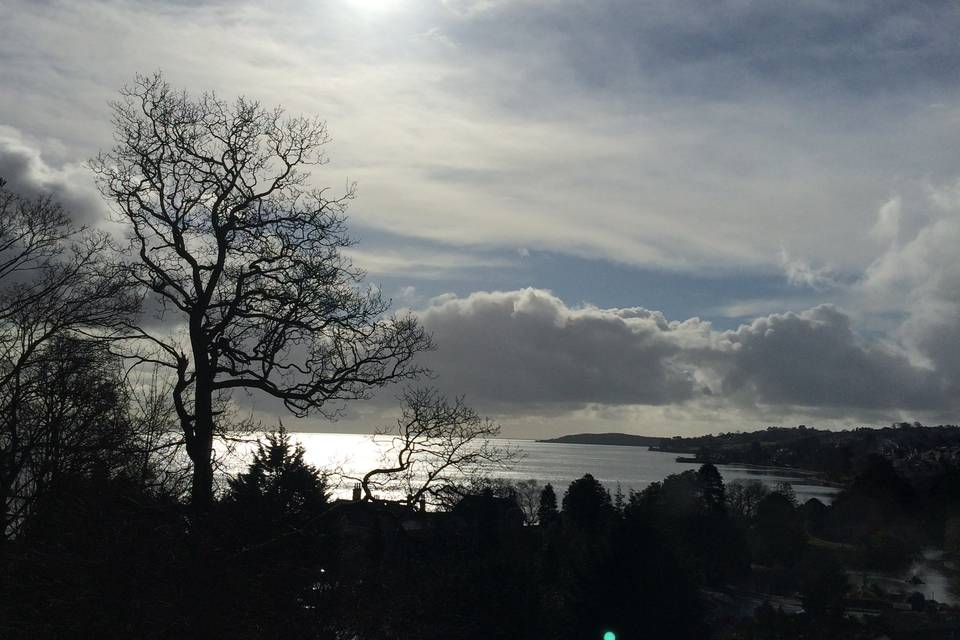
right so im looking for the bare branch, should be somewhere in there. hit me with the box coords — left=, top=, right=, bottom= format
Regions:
left=359, top=387, right=517, bottom=508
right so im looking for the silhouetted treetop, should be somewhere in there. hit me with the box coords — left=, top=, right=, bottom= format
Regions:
left=537, top=482, right=559, bottom=526
left=562, top=473, right=612, bottom=531
left=228, top=427, right=329, bottom=514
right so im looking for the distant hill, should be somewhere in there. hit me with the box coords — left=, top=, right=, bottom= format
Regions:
left=536, top=432, right=664, bottom=447
left=538, top=424, right=960, bottom=480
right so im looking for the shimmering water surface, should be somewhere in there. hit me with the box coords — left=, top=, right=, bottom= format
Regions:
left=267, top=433, right=839, bottom=504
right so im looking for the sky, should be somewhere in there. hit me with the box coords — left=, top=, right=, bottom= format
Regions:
left=2, top=0, right=960, bottom=437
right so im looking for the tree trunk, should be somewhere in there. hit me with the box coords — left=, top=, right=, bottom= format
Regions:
left=188, top=383, right=215, bottom=509
left=188, top=316, right=216, bottom=509
left=0, top=482, right=9, bottom=540
left=188, top=442, right=214, bottom=509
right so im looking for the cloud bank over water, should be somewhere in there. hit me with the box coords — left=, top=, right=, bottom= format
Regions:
left=413, top=287, right=953, bottom=419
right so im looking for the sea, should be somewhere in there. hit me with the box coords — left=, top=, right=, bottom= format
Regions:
left=259, top=433, right=840, bottom=505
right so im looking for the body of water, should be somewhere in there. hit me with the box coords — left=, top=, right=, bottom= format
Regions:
left=276, top=433, right=839, bottom=504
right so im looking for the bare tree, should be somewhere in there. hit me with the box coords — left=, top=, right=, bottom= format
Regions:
left=123, top=364, right=195, bottom=500
left=0, top=181, right=138, bottom=537
left=726, top=479, right=769, bottom=521
left=91, top=73, right=431, bottom=507
left=513, top=478, right=542, bottom=525
left=360, top=387, right=516, bottom=508
left=1, top=337, right=134, bottom=538
left=0, top=179, right=135, bottom=373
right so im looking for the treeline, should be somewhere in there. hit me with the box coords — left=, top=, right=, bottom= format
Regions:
left=653, top=423, right=960, bottom=480
left=4, top=423, right=958, bottom=638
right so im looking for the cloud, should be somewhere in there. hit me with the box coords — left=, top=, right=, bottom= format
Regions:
left=4, top=1, right=960, bottom=435
left=779, top=248, right=837, bottom=290
left=0, top=127, right=105, bottom=225
left=717, top=305, right=943, bottom=410
left=415, top=288, right=708, bottom=407
left=4, top=0, right=960, bottom=278
left=409, top=289, right=954, bottom=417
left=870, top=196, right=902, bottom=243
left=859, top=181, right=960, bottom=395
left=436, top=1, right=960, bottom=100
left=344, top=246, right=515, bottom=279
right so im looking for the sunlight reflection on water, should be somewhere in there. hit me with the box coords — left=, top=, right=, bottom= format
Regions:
left=223, top=433, right=839, bottom=505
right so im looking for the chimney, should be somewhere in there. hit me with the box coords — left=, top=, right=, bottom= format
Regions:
left=352, top=482, right=362, bottom=501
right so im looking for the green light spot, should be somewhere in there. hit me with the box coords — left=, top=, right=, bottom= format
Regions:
left=603, top=632, right=617, bottom=640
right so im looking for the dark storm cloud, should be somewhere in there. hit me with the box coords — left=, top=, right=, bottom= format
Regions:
left=412, top=289, right=955, bottom=415
left=0, top=131, right=105, bottom=225
left=416, top=288, right=705, bottom=406
left=718, top=305, right=944, bottom=410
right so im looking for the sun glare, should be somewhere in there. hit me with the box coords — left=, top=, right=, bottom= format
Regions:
left=346, top=0, right=403, bottom=13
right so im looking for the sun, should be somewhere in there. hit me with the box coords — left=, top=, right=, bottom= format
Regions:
left=346, top=0, right=404, bottom=13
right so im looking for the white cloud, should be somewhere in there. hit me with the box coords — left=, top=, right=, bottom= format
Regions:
left=870, top=196, right=901, bottom=243
left=779, top=248, right=837, bottom=290
left=344, top=246, right=514, bottom=279
left=859, top=181, right=960, bottom=392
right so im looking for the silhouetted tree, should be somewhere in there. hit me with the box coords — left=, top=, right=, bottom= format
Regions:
left=562, top=473, right=612, bottom=531
left=7, top=339, right=142, bottom=534
left=359, top=387, right=514, bottom=507
left=0, top=181, right=137, bottom=538
left=2, top=471, right=188, bottom=638
left=537, top=483, right=559, bottom=526
left=216, top=427, right=332, bottom=634
left=752, top=491, right=806, bottom=567
left=625, top=480, right=661, bottom=519
left=91, top=73, right=431, bottom=507
left=228, top=426, right=329, bottom=515
left=697, top=463, right=726, bottom=512
left=613, top=482, right=625, bottom=514
left=727, top=479, right=769, bottom=520
left=573, top=511, right=706, bottom=640
left=512, top=478, right=542, bottom=525
left=827, top=455, right=916, bottom=542
left=658, top=470, right=704, bottom=519
left=774, top=481, right=798, bottom=506
left=637, top=467, right=749, bottom=585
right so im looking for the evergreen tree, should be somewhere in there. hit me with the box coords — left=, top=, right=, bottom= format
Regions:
left=537, top=483, right=559, bottom=526
left=613, top=483, right=625, bottom=515
left=228, top=427, right=329, bottom=516
left=220, top=429, right=333, bottom=634
left=697, top=463, right=726, bottom=513
left=562, top=474, right=613, bottom=531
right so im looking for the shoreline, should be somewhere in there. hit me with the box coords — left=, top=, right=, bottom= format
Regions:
left=538, top=435, right=846, bottom=488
